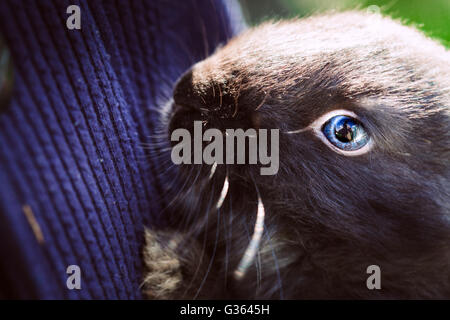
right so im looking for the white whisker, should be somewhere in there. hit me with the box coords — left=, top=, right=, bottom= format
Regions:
left=285, top=127, right=309, bottom=134
left=208, top=162, right=218, bottom=180
left=234, top=195, right=265, bottom=281
left=215, top=175, right=229, bottom=210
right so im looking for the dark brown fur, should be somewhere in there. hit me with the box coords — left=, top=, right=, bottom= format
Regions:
left=143, top=11, right=450, bottom=299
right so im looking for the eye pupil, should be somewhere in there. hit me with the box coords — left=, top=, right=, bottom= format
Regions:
left=334, top=119, right=356, bottom=143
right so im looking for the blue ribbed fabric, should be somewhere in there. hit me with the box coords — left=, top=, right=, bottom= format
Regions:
left=0, top=0, right=243, bottom=299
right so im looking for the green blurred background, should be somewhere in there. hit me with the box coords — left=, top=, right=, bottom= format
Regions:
left=238, top=0, right=450, bottom=47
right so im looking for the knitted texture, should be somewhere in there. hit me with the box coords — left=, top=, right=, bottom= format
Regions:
left=0, top=0, right=242, bottom=299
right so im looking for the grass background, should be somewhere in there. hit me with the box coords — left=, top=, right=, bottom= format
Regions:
left=238, top=0, right=450, bottom=47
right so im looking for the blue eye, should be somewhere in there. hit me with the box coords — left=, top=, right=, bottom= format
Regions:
left=322, top=115, right=369, bottom=151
